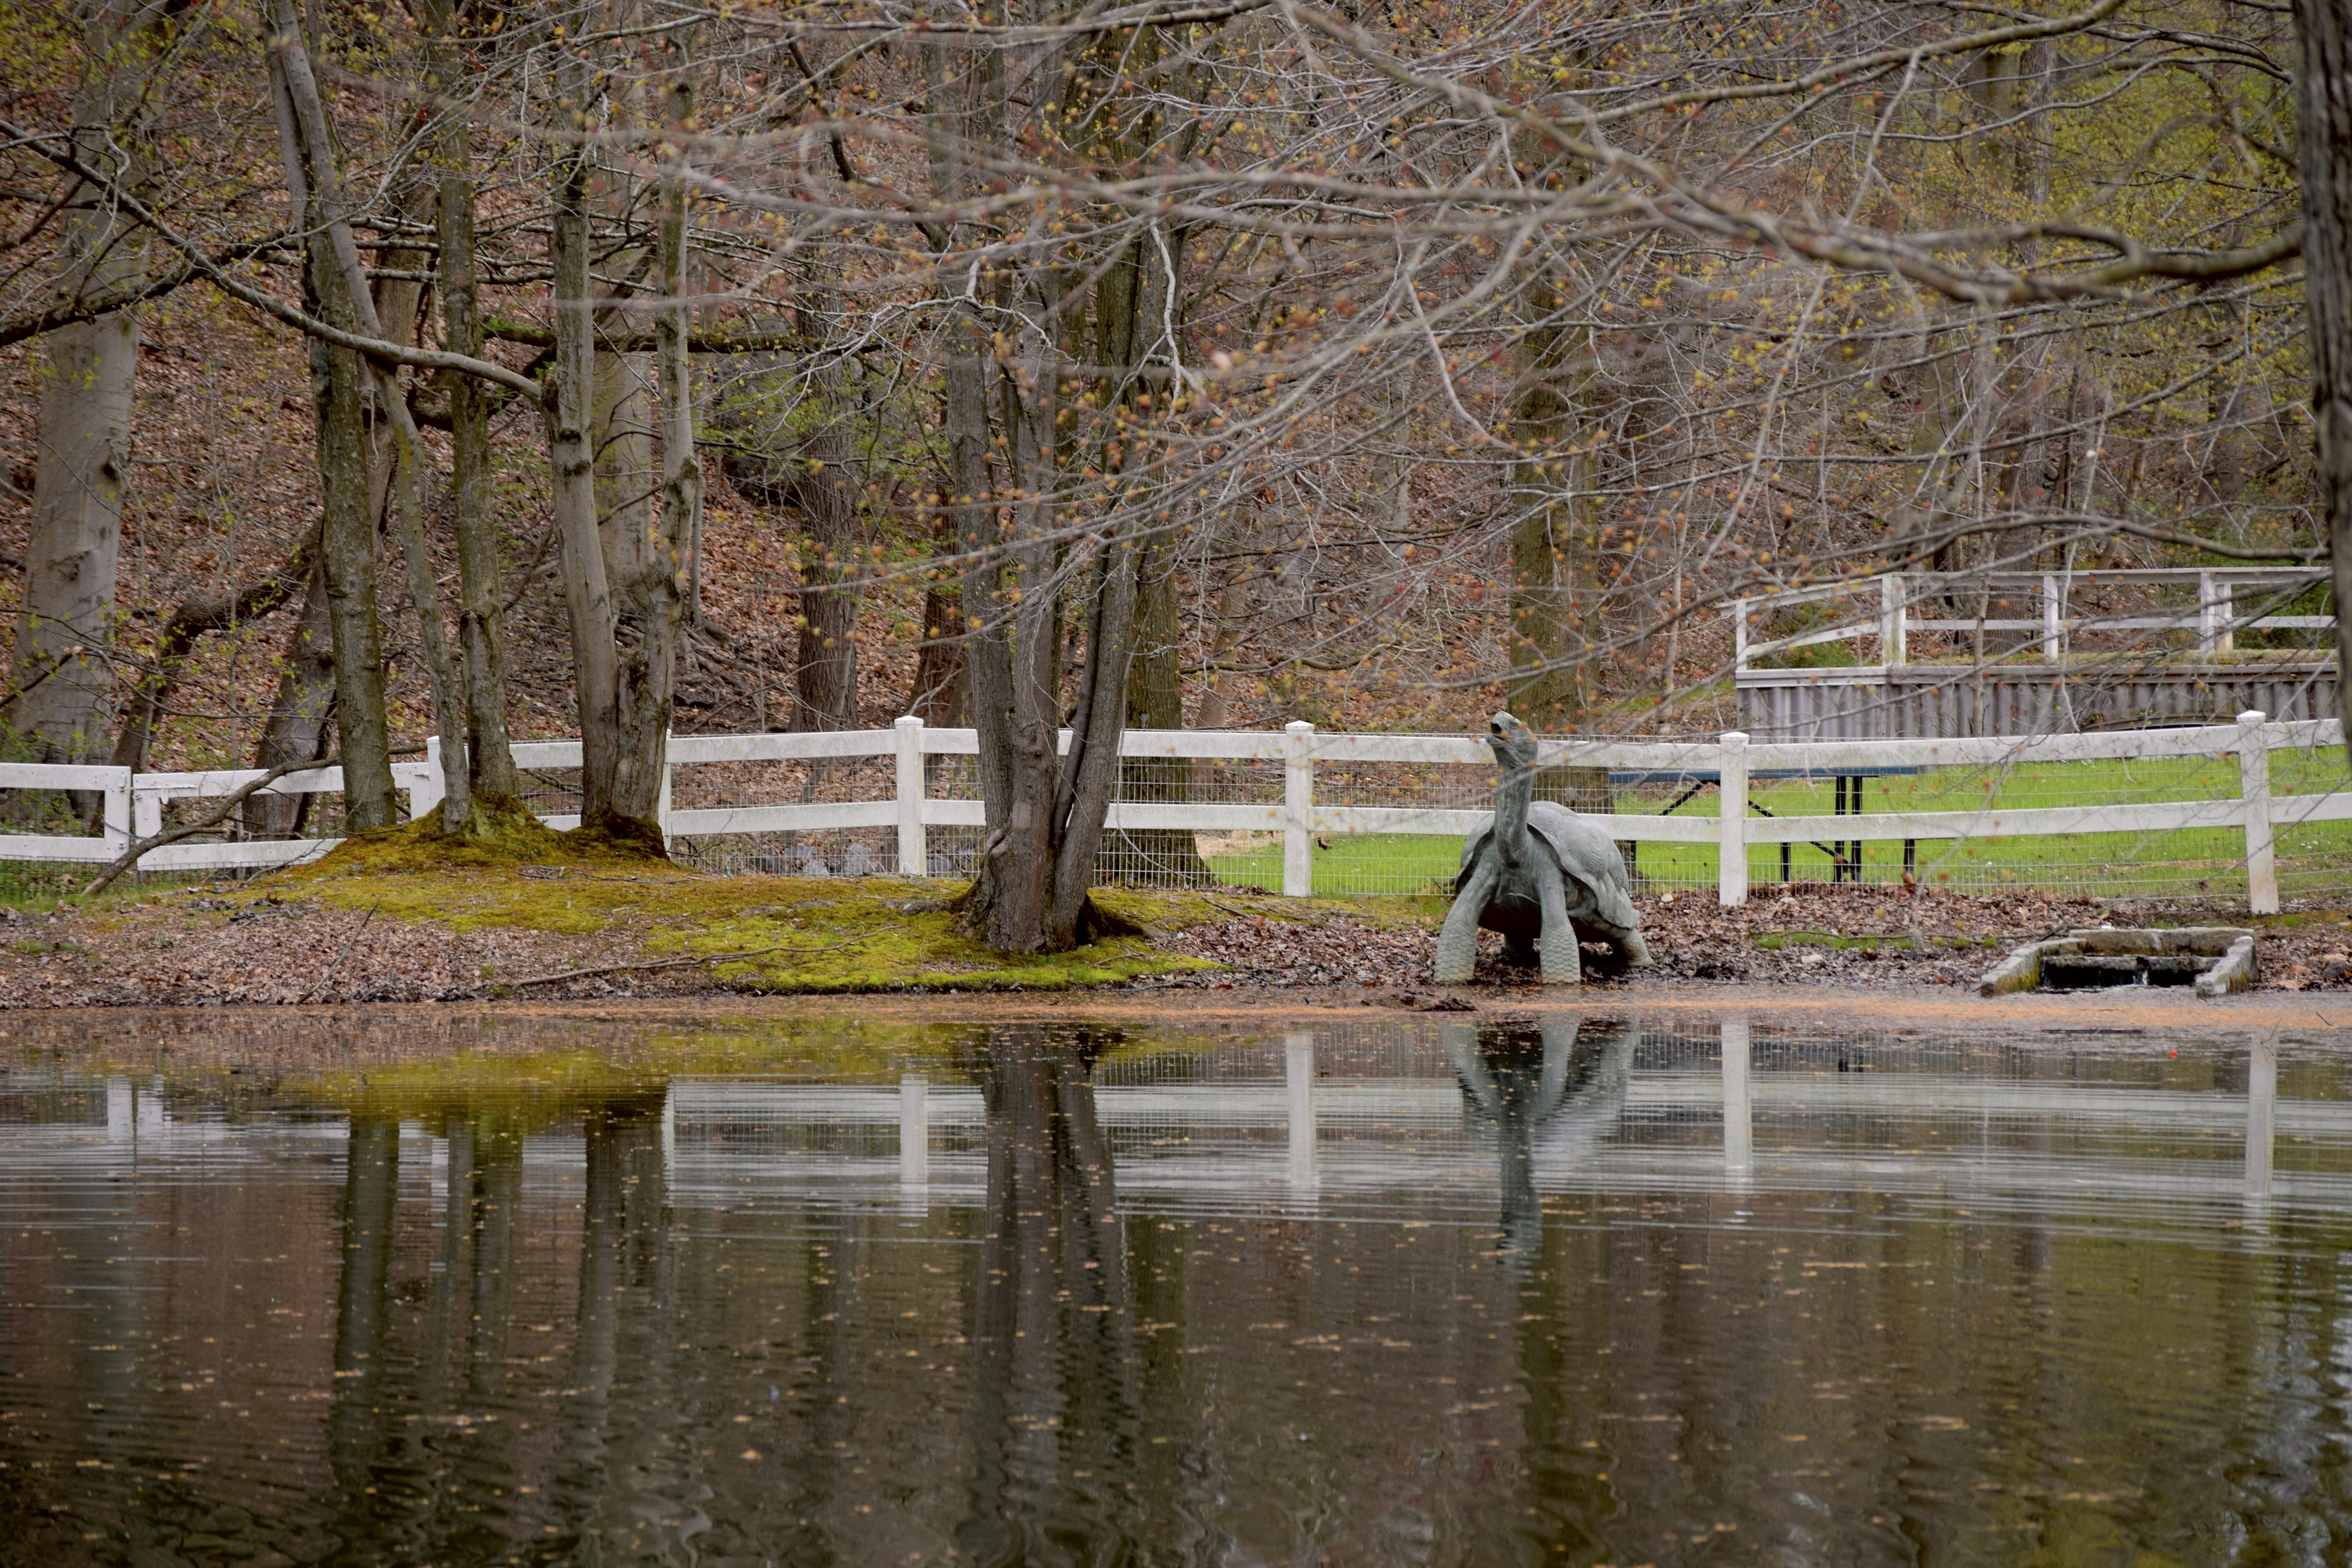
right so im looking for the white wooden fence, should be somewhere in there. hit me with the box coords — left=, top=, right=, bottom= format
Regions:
left=1729, top=566, right=2334, bottom=668
left=2, top=711, right=2345, bottom=911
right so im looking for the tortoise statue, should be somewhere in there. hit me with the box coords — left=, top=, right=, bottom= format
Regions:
left=1433, top=711, right=1652, bottom=985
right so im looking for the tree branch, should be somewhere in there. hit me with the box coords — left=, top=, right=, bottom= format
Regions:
left=481, top=315, right=805, bottom=354
left=0, top=116, right=547, bottom=402
left=1282, top=0, right=2301, bottom=305
left=0, top=233, right=291, bottom=348
left=2012, top=512, right=2329, bottom=562
left=83, top=758, right=335, bottom=897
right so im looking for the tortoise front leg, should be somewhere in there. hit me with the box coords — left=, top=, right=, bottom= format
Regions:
left=1532, top=854, right=1581, bottom=985
left=1435, top=860, right=1497, bottom=985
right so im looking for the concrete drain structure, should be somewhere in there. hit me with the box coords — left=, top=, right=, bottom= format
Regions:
left=1979, top=927, right=2258, bottom=998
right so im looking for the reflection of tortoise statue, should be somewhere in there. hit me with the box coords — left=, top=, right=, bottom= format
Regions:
left=1443, top=1015, right=1636, bottom=1260
left=1433, top=712, right=1652, bottom=985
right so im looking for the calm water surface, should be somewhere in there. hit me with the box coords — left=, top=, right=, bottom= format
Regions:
left=4, top=1007, right=2351, bottom=1566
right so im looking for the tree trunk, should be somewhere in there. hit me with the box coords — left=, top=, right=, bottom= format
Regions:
left=906, top=537, right=964, bottom=800
left=543, top=49, right=629, bottom=840
left=8, top=0, right=177, bottom=787
left=1506, top=270, right=1610, bottom=812
left=13, top=320, right=134, bottom=768
left=265, top=3, right=397, bottom=829
left=593, top=350, right=659, bottom=588
left=309, top=331, right=397, bottom=828
left=328, top=154, right=473, bottom=833
left=1111, top=524, right=1214, bottom=883
left=604, top=68, right=699, bottom=834
left=905, top=570, right=965, bottom=729
left=723, top=436, right=864, bottom=733
left=247, top=555, right=338, bottom=838
left=2292, top=0, right=2352, bottom=761
left=1506, top=272, right=1601, bottom=731
left=385, top=396, right=474, bottom=829
left=1099, top=216, right=1212, bottom=884
left=423, top=0, right=517, bottom=802
left=342, top=179, right=472, bottom=826
left=786, top=454, right=863, bottom=733
left=925, top=36, right=1140, bottom=953
left=299, top=100, right=485, bottom=833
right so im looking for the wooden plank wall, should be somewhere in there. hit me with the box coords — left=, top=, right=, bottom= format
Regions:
left=1737, top=662, right=2341, bottom=740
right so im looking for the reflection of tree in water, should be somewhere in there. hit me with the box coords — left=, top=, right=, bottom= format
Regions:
left=1445, top=1017, right=1635, bottom=1264
left=547, top=1096, right=707, bottom=1563
left=323, top=1111, right=406, bottom=1563
left=311, top=1091, right=685, bottom=1567
left=956, top=1024, right=1145, bottom=1566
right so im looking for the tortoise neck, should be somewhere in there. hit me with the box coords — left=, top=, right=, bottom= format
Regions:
left=1495, top=762, right=1534, bottom=864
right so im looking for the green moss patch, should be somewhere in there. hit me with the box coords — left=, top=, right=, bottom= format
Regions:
left=232, top=835, right=1426, bottom=991
left=282, top=793, right=674, bottom=886
left=639, top=881, right=1240, bottom=993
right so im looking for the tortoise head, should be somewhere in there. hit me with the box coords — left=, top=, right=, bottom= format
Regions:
left=1486, top=711, right=1540, bottom=773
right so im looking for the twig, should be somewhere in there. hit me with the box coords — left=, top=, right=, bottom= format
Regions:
left=500, top=932, right=883, bottom=989
left=82, top=758, right=332, bottom=896
left=1202, top=893, right=1344, bottom=928
left=0, top=642, right=82, bottom=719
left=299, top=901, right=381, bottom=1004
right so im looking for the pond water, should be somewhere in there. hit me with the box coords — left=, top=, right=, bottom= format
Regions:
left=4, top=1007, right=2351, bottom=1566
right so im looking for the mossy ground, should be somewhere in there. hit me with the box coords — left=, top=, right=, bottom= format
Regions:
left=1752, top=930, right=2005, bottom=951
left=246, top=820, right=1436, bottom=993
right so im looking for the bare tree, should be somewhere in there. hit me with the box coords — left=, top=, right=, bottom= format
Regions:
left=263, top=0, right=397, bottom=829
left=2293, top=0, right=2352, bottom=754
left=422, top=0, right=518, bottom=804
left=3, top=0, right=2336, bottom=908
left=8, top=0, right=177, bottom=780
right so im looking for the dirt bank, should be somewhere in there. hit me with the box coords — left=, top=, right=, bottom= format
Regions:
left=1152, top=884, right=2352, bottom=995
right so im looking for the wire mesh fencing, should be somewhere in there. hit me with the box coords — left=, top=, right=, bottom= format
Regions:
left=0, top=717, right=2342, bottom=907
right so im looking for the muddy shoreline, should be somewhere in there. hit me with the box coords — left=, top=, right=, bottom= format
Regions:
left=1, top=983, right=2346, bottom=1073
left=2, top=878, right=2345, bottom=1012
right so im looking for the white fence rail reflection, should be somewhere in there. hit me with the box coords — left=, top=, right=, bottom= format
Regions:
left=656, top=1030, right=2319, bottom=1211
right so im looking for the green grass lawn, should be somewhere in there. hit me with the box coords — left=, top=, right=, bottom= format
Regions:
left=1205, top=750, right=2352, bottom=900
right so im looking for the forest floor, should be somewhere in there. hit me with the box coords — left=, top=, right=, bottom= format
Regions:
left=0, top=841, right=2347, bottom=1009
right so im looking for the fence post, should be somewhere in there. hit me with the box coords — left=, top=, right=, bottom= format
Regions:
left=1286, top=1031, right=1316, bottom=1184
left=1283, top=720, right=1315, bottom=898
left=1718, top=731, right=1749, bottom=908
left=2199, top=570, right=2221, bottom=657
left=106, top=768, right=136, bottom=855
left=657, top=734, right=673, bottom=852
left=1731, top=599, right=1750, bottom=670
left=411, top=736, right=446, bottom=823
left=128, top=777, right=158, bottom=844
left=2041, top=573, right=2062, bottom=661
left=895, top=715, right=926, bottom=877
left=898, top=1072, right=929, bottom=1187
left=1880, top=575, right=1907, bottom=666
left=2238, top=709, right=2278, bottom=915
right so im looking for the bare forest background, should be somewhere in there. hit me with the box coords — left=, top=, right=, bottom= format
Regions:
left=2, top=0, right=2343, bottom=948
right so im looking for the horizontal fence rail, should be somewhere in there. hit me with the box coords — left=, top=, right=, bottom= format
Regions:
left=0, top=713, right=2343, bottom=910
left=1730, top=568, right=2336, bottom=668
